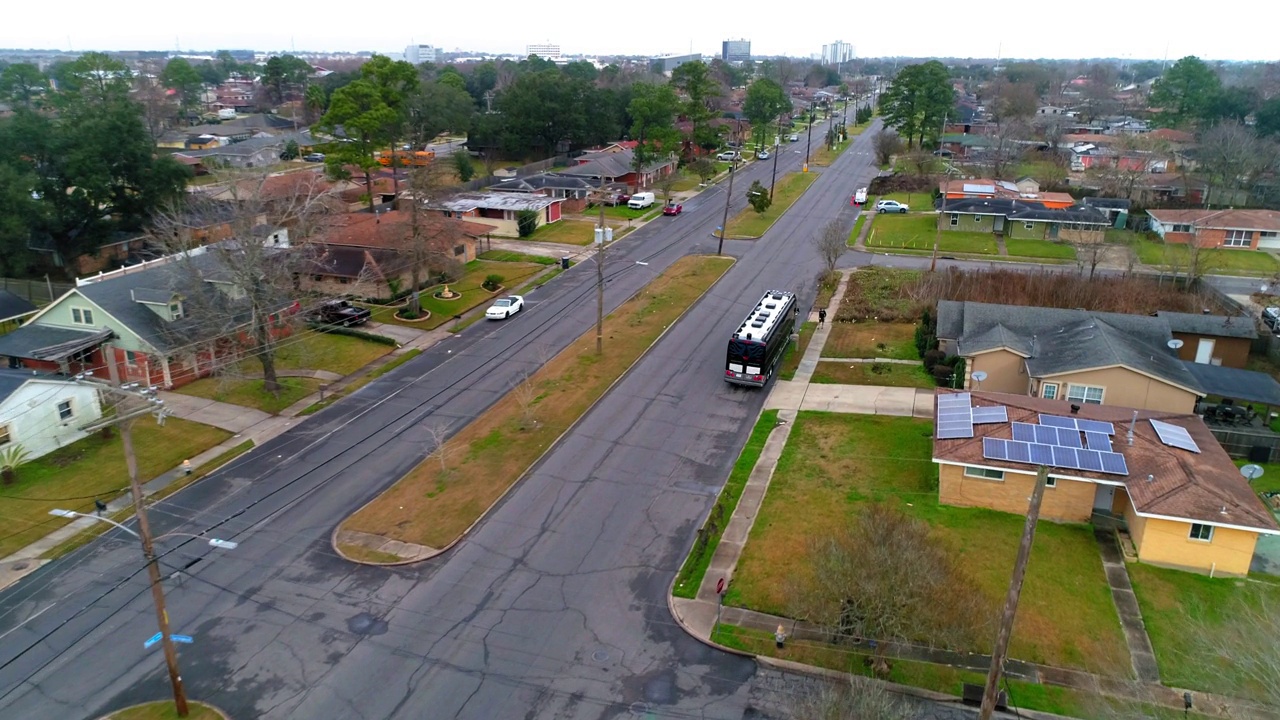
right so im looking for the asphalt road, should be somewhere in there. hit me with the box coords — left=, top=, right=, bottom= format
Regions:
left=0, top=116, right=886, bottom=720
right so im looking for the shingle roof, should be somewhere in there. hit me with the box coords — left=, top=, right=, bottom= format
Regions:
left=0, top=325, right=113, bottom=361
left=932, top=390, right=1279, bottom=532
left=431, top=192, right=559, bottom=213
left=1158, top=311, right=1257, bottom=340
left=1147, top=208, right=1280, bottom=232
left=1082, top=197, right=1133, bottom=211
left=1008, top=205, right=1110, bottom=224
left=0, top=290, right=38, bottom=323
left=487, top=173, right=601, bottom=193
left=1024, top=317, right=1201, bottom=393
left=1181, top=362, right=1280, bottom=406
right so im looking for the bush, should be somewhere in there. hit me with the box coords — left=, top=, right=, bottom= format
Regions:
left=913, top=324, right=936, bottom=358
left=922, top=349, right=946, bottom=372
left=482, top=274, right=504, bottom=291
left=931, top=363, right=955, bottom=386
left=516, top=209, right=539, bottom=237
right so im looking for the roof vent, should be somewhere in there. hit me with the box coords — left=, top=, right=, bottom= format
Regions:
left=1070, top=404, right=1081, bottom=415
left=1146, top=474, right=1154, bottom=483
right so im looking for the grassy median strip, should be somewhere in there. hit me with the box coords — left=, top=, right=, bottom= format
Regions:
left=724, top=172, right=818, bottom=239
left=672, top=409, right=779, bottom=599
left=341, top=255, right=735, bottom=551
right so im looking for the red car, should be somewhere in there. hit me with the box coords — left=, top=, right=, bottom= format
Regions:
left=662, top=202, right=683, bottom=216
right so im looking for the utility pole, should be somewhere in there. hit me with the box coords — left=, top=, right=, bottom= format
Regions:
left=87, top=362, right=188, bottom=717
left=769, top=113, right=782, bottom=200
left=804, top=105, right=815, bottom=172
left=979, top=465, right=1049, bottom=720
left=930, top=114, right=950, bottom=273
left=717, top=162, right=736, bottom=255
left=595, top=195, right=607, bottom=355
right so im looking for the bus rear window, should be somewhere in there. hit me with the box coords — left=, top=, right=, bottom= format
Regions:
left=728, top=340, right=765, bottom=362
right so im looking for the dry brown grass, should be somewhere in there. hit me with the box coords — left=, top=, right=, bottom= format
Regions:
left=341, top=256, right=734, bottom=549
left=822, top=322, right=918, bottom=360
left=810, top=362, right=935, bottom=388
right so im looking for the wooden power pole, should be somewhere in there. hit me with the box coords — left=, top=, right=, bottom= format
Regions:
left=595, top=195, right=609, bottom=355
left=979, top=465, right=1049, bottom=720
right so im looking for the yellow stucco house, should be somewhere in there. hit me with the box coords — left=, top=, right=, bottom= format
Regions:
left=932, top=390, right=1279, bottom=577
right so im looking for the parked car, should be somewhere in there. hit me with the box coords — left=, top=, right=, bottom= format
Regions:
left=1263, top=306, right=1280, bottom=333
left=716, top=151, right=741, bottom=162
left=485, top=295, right=524, bottom=320
left=788, top=134, right=799, bottom=142
left=756, top=149, right=770, bottom=160
left=603, top=192, right=631, bottom=206
left=627, top=192, right=655, bottom=209
left=853, top=187, right=868, bottom=205
left=302, top=153, right=326, bottom=162
left=662, top=201, right=683, bottom=216
left=310, top=299, right=371, bottom=327
left=875, top=199, right=909, bottom=214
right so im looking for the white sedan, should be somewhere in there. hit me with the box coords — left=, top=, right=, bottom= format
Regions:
left=485, top=295, right=524, bottom=320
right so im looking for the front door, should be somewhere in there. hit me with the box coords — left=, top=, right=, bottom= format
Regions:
left=994, top=216, right=1005, bottom=233
left=1195, top=338, right=1215, bottom=364
left=1048, top=223, right=1060, bottom=240
left=1093, top=484, right=1115, bottom=512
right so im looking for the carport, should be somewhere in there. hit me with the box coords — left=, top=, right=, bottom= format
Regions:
left=1183, top=361, right=1280, bottom=427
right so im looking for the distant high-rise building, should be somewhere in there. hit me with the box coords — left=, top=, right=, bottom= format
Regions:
left=820, top=41, right=854, bottom=66
left=404, top=44, right=437, bottom=65
left=721, top=39, right=751, bottom=64
left=526, top=43, right=562, bottom=60
left=651, top=54, right=701, bottom=74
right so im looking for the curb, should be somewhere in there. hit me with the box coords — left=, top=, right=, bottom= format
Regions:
left=332, top=254, right=739, bottom=566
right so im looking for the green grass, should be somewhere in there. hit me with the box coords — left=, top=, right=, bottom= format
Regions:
left=672, top=410, right=780, bottom=599
left=177, top=376, right=323, bottom=415
left=478, top=250, right=558, bottom=265
left=1135, top=238, right=1280, bottom=276
left=102, top=700, right=223, bottom=720
left=258, top=330, right=393, bottom=377
left=298, top=349, right=425, bottom=416
left=810, top=361, right=935, bottom=387
left=666, top=171, right=704, bottom=192
left=867, top=215, right=998, bottom=255
left=365, top=260, right=544, bottom=330
left=875, top=191, right=931, bottom=210
left=847, top=215, right=867, bottom=247
left=822, top=322, right=918, bottom=360
left=728, top=412, right=1131, bottom=675
left=1236, top=459, right=1280, bottom=495
left=809, top=138, right=850, bottom=167
left=0, top=418, right=231, bottom=558
left=724, top=172, right=819, bottom=239
left=1130, top=563, right=1280, bottom=705
left=778, top=322, right=816, bottom=381
left=1004, top=238, right=1079, bottom=260
left=527, top=219, right=598, bottom=245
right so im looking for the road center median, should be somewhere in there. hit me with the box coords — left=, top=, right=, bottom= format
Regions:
left=335, top=255, right=735, bottom=562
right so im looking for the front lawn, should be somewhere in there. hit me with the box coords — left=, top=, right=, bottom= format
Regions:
left=875, top=191, right=932, bottom=210
left=821, top=321, right=918, bottom=360
left=810, top=361, right=935, bottom=387
left=1004, top=238, right=1079, bottom=260
left=365, top=259, right=545, bottom=330
left=177, top=376, right=323, bottom=415
left=847, top=214, right=867, bottom=247
left=478, top=250, right=559, bottom=265
left=262, top=330, right=393, bottom=377
left=727, top=412, right=1131, bottom=675
left=1130, top=563, right=1280, bottom=705
left=666, top=171, right=704, bottom=192
left=1135, top=238, right=1280, bottom=276
left=866, top=214, right=998, bottom=255
left=0, top=418, right=231, bottom=558
left=528, top=219, right=598, bottom=246
left=724, top=172, right=818, bottom=239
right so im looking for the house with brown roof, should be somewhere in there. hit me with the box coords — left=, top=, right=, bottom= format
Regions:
left=426, top=192, right=564, bottom=238
left=932, top=390, right=1279, bottom=576
left=1147, top=208, right=1280, bottom=251
left=302, top=210, right=484, bottom=300
left=939, top=178, right=1075, bottom=208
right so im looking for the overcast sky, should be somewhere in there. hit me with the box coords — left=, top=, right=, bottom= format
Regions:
left=3, top=1, right=1276, bottom=62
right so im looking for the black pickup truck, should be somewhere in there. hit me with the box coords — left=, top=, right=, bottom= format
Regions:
left=310, top=299, right=371, bottom=327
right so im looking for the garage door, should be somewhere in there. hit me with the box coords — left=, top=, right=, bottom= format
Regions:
left=1258, top=232, right=1280, bottom=249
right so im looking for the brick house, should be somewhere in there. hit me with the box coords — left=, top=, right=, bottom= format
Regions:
left=427, top=192, right=564, bottom=238
left=1147, top=208, right=1280, bottom=251
left=932, top=390, right=1279, bottom=576
left=936, top=301, right=1269, bottom=413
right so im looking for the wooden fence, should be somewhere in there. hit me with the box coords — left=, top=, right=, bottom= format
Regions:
left=0, top=277, right=73, bottom=307
left=1208, top=426, right=1280, bottom=463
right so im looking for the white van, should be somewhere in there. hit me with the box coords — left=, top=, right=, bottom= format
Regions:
left=627, top=192, right=655, bottom=209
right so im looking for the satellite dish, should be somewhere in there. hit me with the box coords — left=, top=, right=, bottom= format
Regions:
left=1241, top=464, right=1265, bottom=481
left=972, top=371, right=988, bottom=382
left=1167, top=339, right=1184, bottom=350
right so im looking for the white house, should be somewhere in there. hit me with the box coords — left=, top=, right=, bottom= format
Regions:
left=0, top=371, right=104, bottom=460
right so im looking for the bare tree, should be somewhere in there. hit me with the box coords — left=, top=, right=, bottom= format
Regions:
left=787, top=504, right=989, bottom=677
left=423, top=421, right=454, bottom=474
left=509, top=345, right=553, bottom=431
left=813, top=220, right=848, bottom=273
left=399, top=164, right=466, bottom=316
left=986, top=120, right=1030, bottom=180
left=151, top=171, right=336, bottom=394
left=1198, top=121, right=1273, bottom=202
left=1073, top=241, right=1108, bottom=281
left=658, top=172, right=678, bottom=204
left=793, top=675, right=913, bottom=720
left=873, top=130, right=903, bottom=166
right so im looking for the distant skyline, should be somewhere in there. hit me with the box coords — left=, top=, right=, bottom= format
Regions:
left=4, top=1, right=1279, bottom=63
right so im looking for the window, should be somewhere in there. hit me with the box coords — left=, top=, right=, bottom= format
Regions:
left=1041, top=383, right=1059, bottom=400
left=71, top=307, right=95, bottom=325
left=1223, top=229, right=1252, bottom=248
left=1024, top=222, right=1035, bottom=230
left=1066, top=384, right=1104, bottom=404
left=973, top=215, right=983, bottom=223
left=950, top=213, right=958, bottom=226
left=964, top=467, right=1005, bottom=481
left=0, top=425, right=9, bottom=446
left=1189, top=523, right=1214, bottom=542
left=125, top=350, right=138, bottom=366
left=170, top=302, right=184, bottom=320
left=1171, top=224, right=1192, bottom=233
left=1045, top=476, right=1057, bottom=488
left=1261, top=231, right=1278, bottom=239
left=454, top=244, right=466, bottom=256
left=56, top=400, right=74, bottom=421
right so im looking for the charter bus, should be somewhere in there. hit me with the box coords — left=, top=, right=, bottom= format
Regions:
left=724, top=290, right=797, bottom=387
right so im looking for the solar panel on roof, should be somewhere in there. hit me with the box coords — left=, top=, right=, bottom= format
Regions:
left=1007, top=440, right=1031, bottom=463
left=983, top=438, right=1007, bottom=460
left=1085, top=431, right=1112, bottom=452
left=971, top=406, right=1008, bottom=424
left=1100, top=452, right=1129, bottom=475
left=1055, top=428, right=1082, bottom=449
left=1033, top=425, right=1057, bottom=445
left=936, top=423, right=974, bottom=439
left=1029, top=443, right=1055, bottom=465
left=1149, top=418, right=1201, bottom=454
left=1052, top=445, right=1077, bottom=467
left=1077, top=449, right=1104, bottom=472
left=1039, top=415, right=1077, bottom=430
left=1076, top=419, right=1116, bottom=435
left=1012, top=423, right=1036, bottom=443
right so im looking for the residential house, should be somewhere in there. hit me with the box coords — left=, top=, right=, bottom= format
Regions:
left=1080, top=197, right=1131, bottom=227
left=560, top=146, right=678, bottom=192
left=486, top=173, right=604, bottom=213
left=1147, top=208, right=1280, bottom=251
left=303, top=210, right=484, bottom=299
left=932, top=390, right=1279, bottom=576
left=0, top=245, right=295, bottom=389
left=28, top=231, right=152, bottom=275
left=427, top=192, right=564, bottom=238
left=937, top=133, right=991, bottom=158
left=938, top=301, right=1269, bottom=408
left=174, top=131, right=317, bottom=169
left=0, top=370, right=104, bottom=460
left=938, top=198, right=1111, bottom=243
left=939, top=178, right=1075, bottom=208
left=0, top=291, right=38, bottom=330
left=1036, top=105, right=1069, bottom=116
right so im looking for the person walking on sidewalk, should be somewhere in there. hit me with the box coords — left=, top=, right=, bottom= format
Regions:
left=818, top=308, right=826, bottom=327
